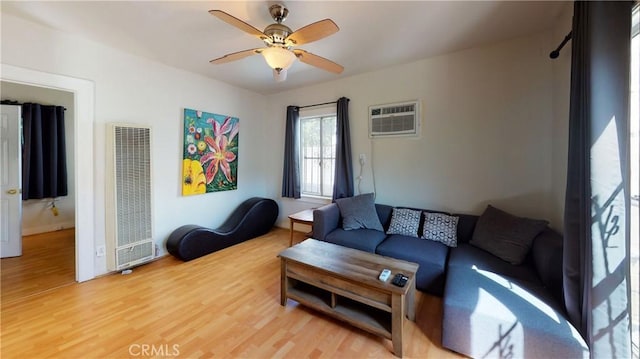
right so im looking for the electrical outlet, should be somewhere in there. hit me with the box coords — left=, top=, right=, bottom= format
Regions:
left=96, top=245, right=105, bottom=257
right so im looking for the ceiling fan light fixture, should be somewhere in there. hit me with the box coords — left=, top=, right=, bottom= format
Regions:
left=273, top=68, right=287, bottom=82
left=261, top=46, right=296, bottom=73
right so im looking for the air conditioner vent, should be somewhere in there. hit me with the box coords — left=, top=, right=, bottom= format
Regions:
left=369, top=100, right=420, bottom=138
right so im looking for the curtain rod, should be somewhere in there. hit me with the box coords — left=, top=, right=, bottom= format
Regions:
left=549, top=31, right=572, bottom=59
left=1, top=100, right=67, bottom=111
left=296, top=100, right=337, bottom=109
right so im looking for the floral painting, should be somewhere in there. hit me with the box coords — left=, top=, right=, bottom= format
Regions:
left=182, top=108, right=238, bottom=195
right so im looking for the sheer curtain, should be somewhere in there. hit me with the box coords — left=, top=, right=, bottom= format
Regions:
left=21, top=103, right=68, bottom=200
left=563, top=2, right=632, bottom=357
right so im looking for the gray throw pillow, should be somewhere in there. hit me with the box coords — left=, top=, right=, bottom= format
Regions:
left=422, top=212, right=459, bottom=247
left=386, top=208, right=421, bottom=237
left=469, top=205, right=548, bottom=265
left=335, top=193, right=383, bottom=231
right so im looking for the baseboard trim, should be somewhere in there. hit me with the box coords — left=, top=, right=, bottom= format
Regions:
left=22, top=222, right=76, bottom=236
left=95, top=253, right=170, bottom=279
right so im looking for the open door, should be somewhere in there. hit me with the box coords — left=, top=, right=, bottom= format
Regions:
left=1, top=104, right=22, bottom=258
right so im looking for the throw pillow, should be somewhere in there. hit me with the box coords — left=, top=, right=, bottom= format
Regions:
left=422, top=212, right=459, bottom=247
left=470, top=205, right=549, bottom=265
left=335, top=193, right=383, bottom=231
left=386, top=208, right=421, bottom=237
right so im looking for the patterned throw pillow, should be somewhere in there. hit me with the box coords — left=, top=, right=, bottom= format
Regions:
left=386, top=208, right=421, bottom=237
left=422, top=212, right=459, bottom=247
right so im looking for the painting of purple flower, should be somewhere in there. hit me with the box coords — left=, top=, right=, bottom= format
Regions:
left=182, top=108, right=238, bottom=195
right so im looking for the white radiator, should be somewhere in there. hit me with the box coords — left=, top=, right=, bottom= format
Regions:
left=105, top=123, right=154, bottom=271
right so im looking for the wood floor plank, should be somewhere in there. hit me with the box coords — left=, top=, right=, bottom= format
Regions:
left=1, top=228, right=76, bottom=303
left=1, top=228, right=464, bottom=358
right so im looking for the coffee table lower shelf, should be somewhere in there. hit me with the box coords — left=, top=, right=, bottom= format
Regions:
left=286, top=280, right=393, bottom=340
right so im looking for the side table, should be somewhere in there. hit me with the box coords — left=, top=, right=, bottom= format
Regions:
left=287, top=209, right=314, bottom=246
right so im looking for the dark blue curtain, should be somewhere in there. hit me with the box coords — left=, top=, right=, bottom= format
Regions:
left=563, top=2, right=631, bottom=357
left=22, top=103, right=68, bottom=200
left=281, top=105, right=300, bottom=198
left=332, top=97, right=353, bottom=200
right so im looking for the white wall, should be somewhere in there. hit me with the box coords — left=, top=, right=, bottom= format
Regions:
left=550, top=3, right=574, bottom=230
left=1, top=81, right=76, bottom=235
left=268, top=30, right=563, bottom=229
left=1, top=13, right=269, bottom=276
left=1, top=8, right=573, bottom=277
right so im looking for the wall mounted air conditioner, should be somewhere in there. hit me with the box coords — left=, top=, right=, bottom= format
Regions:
left=368, top=100, right=420, bottom=138
left=105, top=123, right=154, bottom=271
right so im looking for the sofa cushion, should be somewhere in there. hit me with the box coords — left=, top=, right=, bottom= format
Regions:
left=448, top=243, right=542, bottom=286
left=324, top=228, right=387, bottom=253
left=470, top=205, right=548, bottom=265
left=375, top=204, right=394, bottom=230
left=443, top=265, right=588, bottom=359
left=422, top=212, right=458, bottom=247
left=386, top=208, right=421, bottom=237
left=531, top=228, right=565, bottom=305
left=376, top=234, right=449, bottom=295
left=335, top=193, right=383, bottom=231
left=453, top=213, right=478, bottom=243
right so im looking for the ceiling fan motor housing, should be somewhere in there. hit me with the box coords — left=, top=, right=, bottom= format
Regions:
left=263, top=23, right=293, bottom=46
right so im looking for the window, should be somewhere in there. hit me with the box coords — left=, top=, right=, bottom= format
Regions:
left=299, top=113, right=336, bottom=198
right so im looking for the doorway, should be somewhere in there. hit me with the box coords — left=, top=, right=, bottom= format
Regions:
left=1, top=83, right=77, bottom=301
left=1, top=64, right=95, bottom=283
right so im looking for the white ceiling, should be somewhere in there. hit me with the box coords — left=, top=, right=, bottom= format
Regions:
left=1, top=1, right=568, bottom=95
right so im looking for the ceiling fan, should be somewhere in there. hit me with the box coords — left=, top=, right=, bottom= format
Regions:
left=209, top=4, right=344, bottom=82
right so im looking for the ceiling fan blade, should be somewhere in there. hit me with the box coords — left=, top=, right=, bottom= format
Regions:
left=286, top=19, right=339, bottom=46
left=209, top=10, right=266, bottom=39
left=210, top=48, right=262, bottom=64
left=293, top=49, right=343, bottom=74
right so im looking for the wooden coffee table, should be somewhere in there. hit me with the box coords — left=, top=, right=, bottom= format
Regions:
left=278, top=239, right=419, bottom=357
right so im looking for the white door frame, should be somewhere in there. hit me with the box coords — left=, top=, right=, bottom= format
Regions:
left=1, top=64, right=95, bottom=282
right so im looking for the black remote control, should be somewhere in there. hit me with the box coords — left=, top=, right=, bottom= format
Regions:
left=391, top=273, right=408, bottom=287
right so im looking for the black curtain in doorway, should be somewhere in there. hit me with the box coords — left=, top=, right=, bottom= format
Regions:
left=21, top=103, right=68, bottom=200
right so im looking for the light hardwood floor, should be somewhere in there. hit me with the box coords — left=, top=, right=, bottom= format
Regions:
left=1, top=228, right=464, bottom=358
left=1, top=228, right=76, bottom=304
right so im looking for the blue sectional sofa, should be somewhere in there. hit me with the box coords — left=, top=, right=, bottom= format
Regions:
left=312, top=200, right=589, bottom=358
